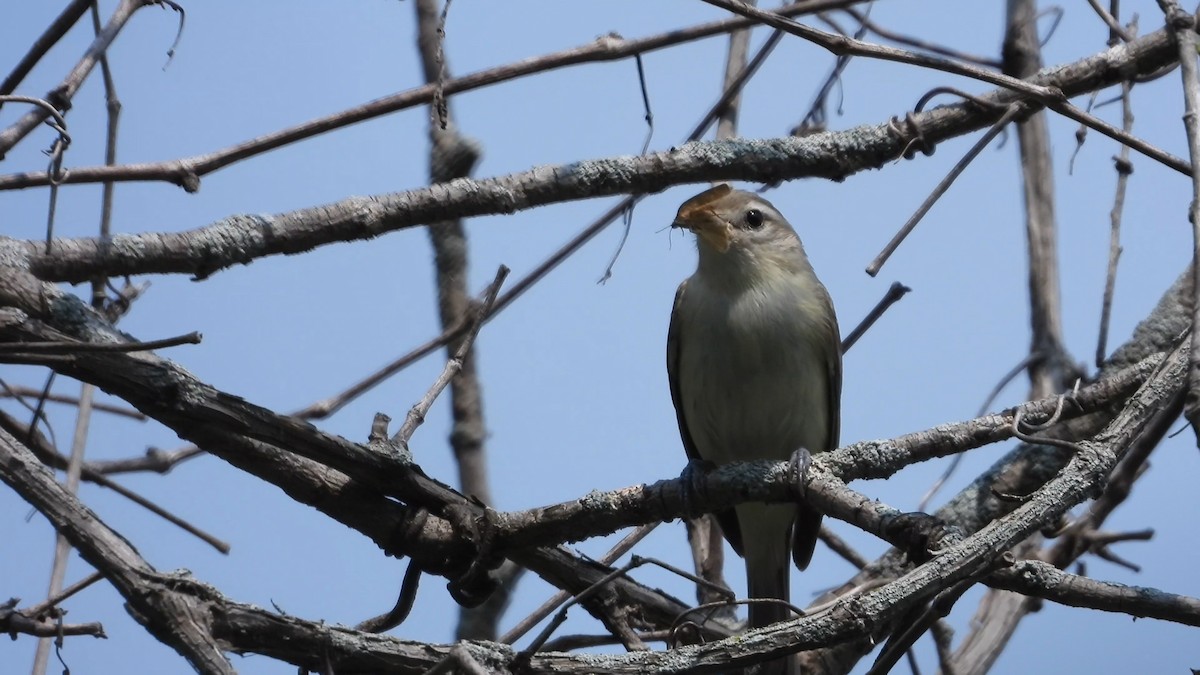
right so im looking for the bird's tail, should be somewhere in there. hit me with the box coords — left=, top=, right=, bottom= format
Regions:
left=746, top=549, right=791, bottom=630
left=742, top=503, right=799, bottom=675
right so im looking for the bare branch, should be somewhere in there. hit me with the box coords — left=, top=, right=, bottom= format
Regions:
left=0, top=409, right=230, bottom=553
left=1096, top=80, right=1135, bottom=367
left=1157, top=1, right=1200, bottom=441
left=0, top=0, right=91, bottom=100
left=0, top=330, right=200, bottom=355
left=0, top=0, right=146, bottom=158
left=0, top=384, right=146, bottom=420
left=1006, top=0, right=1069, bottom=401
left=0, top=426, right=234, bottom=674
left=14, top=20, right=1187, bottom=285
left=989, top=560, right=1200, bottom=626
left=0, top=599, right=105, bottom=640
left=394, top=266, right=507, bottom=445
left=0, top=0, right=862, bottom=192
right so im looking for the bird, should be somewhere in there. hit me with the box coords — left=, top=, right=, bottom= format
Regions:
left=666, top=184, right=842, bottom=671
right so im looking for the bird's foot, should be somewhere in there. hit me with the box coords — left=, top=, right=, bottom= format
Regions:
left=679, top=458, right=716, bottom=518
left=884, top=512, right=957, bottom=564
left=787, top=447, right=814, bottom=501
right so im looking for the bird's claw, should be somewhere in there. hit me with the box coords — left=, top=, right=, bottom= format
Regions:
left=788, top=447, right=814, bottom=501
left=680, top=458, right=716, bottom=518
left=884, top=512, right=956, bottom=564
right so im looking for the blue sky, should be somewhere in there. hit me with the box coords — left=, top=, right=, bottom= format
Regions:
left=2, top=1, right=1197, bottom=673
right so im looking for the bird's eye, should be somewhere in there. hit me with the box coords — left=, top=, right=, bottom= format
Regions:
left=745, top=209, right=764, bottom=229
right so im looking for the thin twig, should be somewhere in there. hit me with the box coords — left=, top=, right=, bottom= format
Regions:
left=989, top=559, right=1200, bottom=627
left=716, top=0, right=757, bottom=141
left=839, top=7, right=1002, bottom=67
left=818, top=525, right=870, bottom=569
left=701, top=0, right=1063, bottom=102
left=84, top=467, right=230, bottom=553
left=0, top=331, right=201, bottom=355
left=541, top=629, right=674, bottom=652
left=153, top=0, right=186, bottom=69
left=867, top=104, right=1023, bottom=276
left=89, top=0, right=122, bottom=305
left=500, top=523, right=657, bottom=644
left=22, top=571, right=104, bottom=620
left=1010, top=408, right=1086, bottom=454
left=292, top=318, right=471, bottom=420
left=793, top=9, right=868, bottom=135
left=1044, top=387, right=1182, bottom=567
left=1097, top=81, right=1134, bottom=367
left=85, top=445, right=203, bottom=475
left=36, top=366, right=94, bottom=675
left=34, top=15, right=127, bottom=667
left=0, top=0, right=91, bottom=100
left=634, top=53, right=655, bottom=154
left=714, top=0, right=1191, bottom=178
left=0, top=0, right=145, bottom=158
left=0, top=384, right=146, bottom=420
left=0, top=409, right=230, bottom=553
left=867, top=577, right=981, bottom=675
left=519, top=554, right=735, bottom=658
left=0, top=603, right=105, bottom=640
left=596, top=52, right=656, bottom=285
left=1086, top=0, right=1135, bottom=42
left=918, top=352, right=1042, bottom=511
left=840, top=281, right=911, bottom=352
left=393, top=267, right=508, bottom=445
left=22, top=371, right=58, bottom=452
left=0, top=95, right=71, bottom=135
left=1052, top=98, right=1188, bottom=175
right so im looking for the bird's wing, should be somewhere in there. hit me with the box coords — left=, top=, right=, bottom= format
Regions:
left=667, top=280, right=745, bottom=556
left=666, top=280, right=701, bottom=464
left=792, top=284, right=843, bottom=570
left=820, top=287, right=842, bottom=452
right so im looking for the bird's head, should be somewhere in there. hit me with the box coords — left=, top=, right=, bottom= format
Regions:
left=672, top=184, right=807, bottom=277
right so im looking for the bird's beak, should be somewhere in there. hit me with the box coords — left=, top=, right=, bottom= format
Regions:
left=672, top=185, right=734, bottom=253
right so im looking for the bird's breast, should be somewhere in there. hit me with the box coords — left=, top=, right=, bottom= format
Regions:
left=678, top=278, right=831, bottom=465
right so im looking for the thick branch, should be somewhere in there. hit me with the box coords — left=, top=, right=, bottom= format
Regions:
left=949, top=4, right=1071, bottom=669
left=0, top=0, right=861, bottom=191
left=1005, top=0, right=1068, bottom=400
left=0, top=224, right=1192, bottom=675
left=412, top=0, right=507, bottom=641
left=0, top=275, right=1164, bottom=562
left=1158, top=1, right=1200, bottom=438
left=988, top=560, right=1200, bottom=626
left=0, top=426, right=233, bottom=673
left=0, top=295, right=720, bottom=643
left=13, top=25, right=1183, bottom=284
left=800, top=266, right=1193, bottom=674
